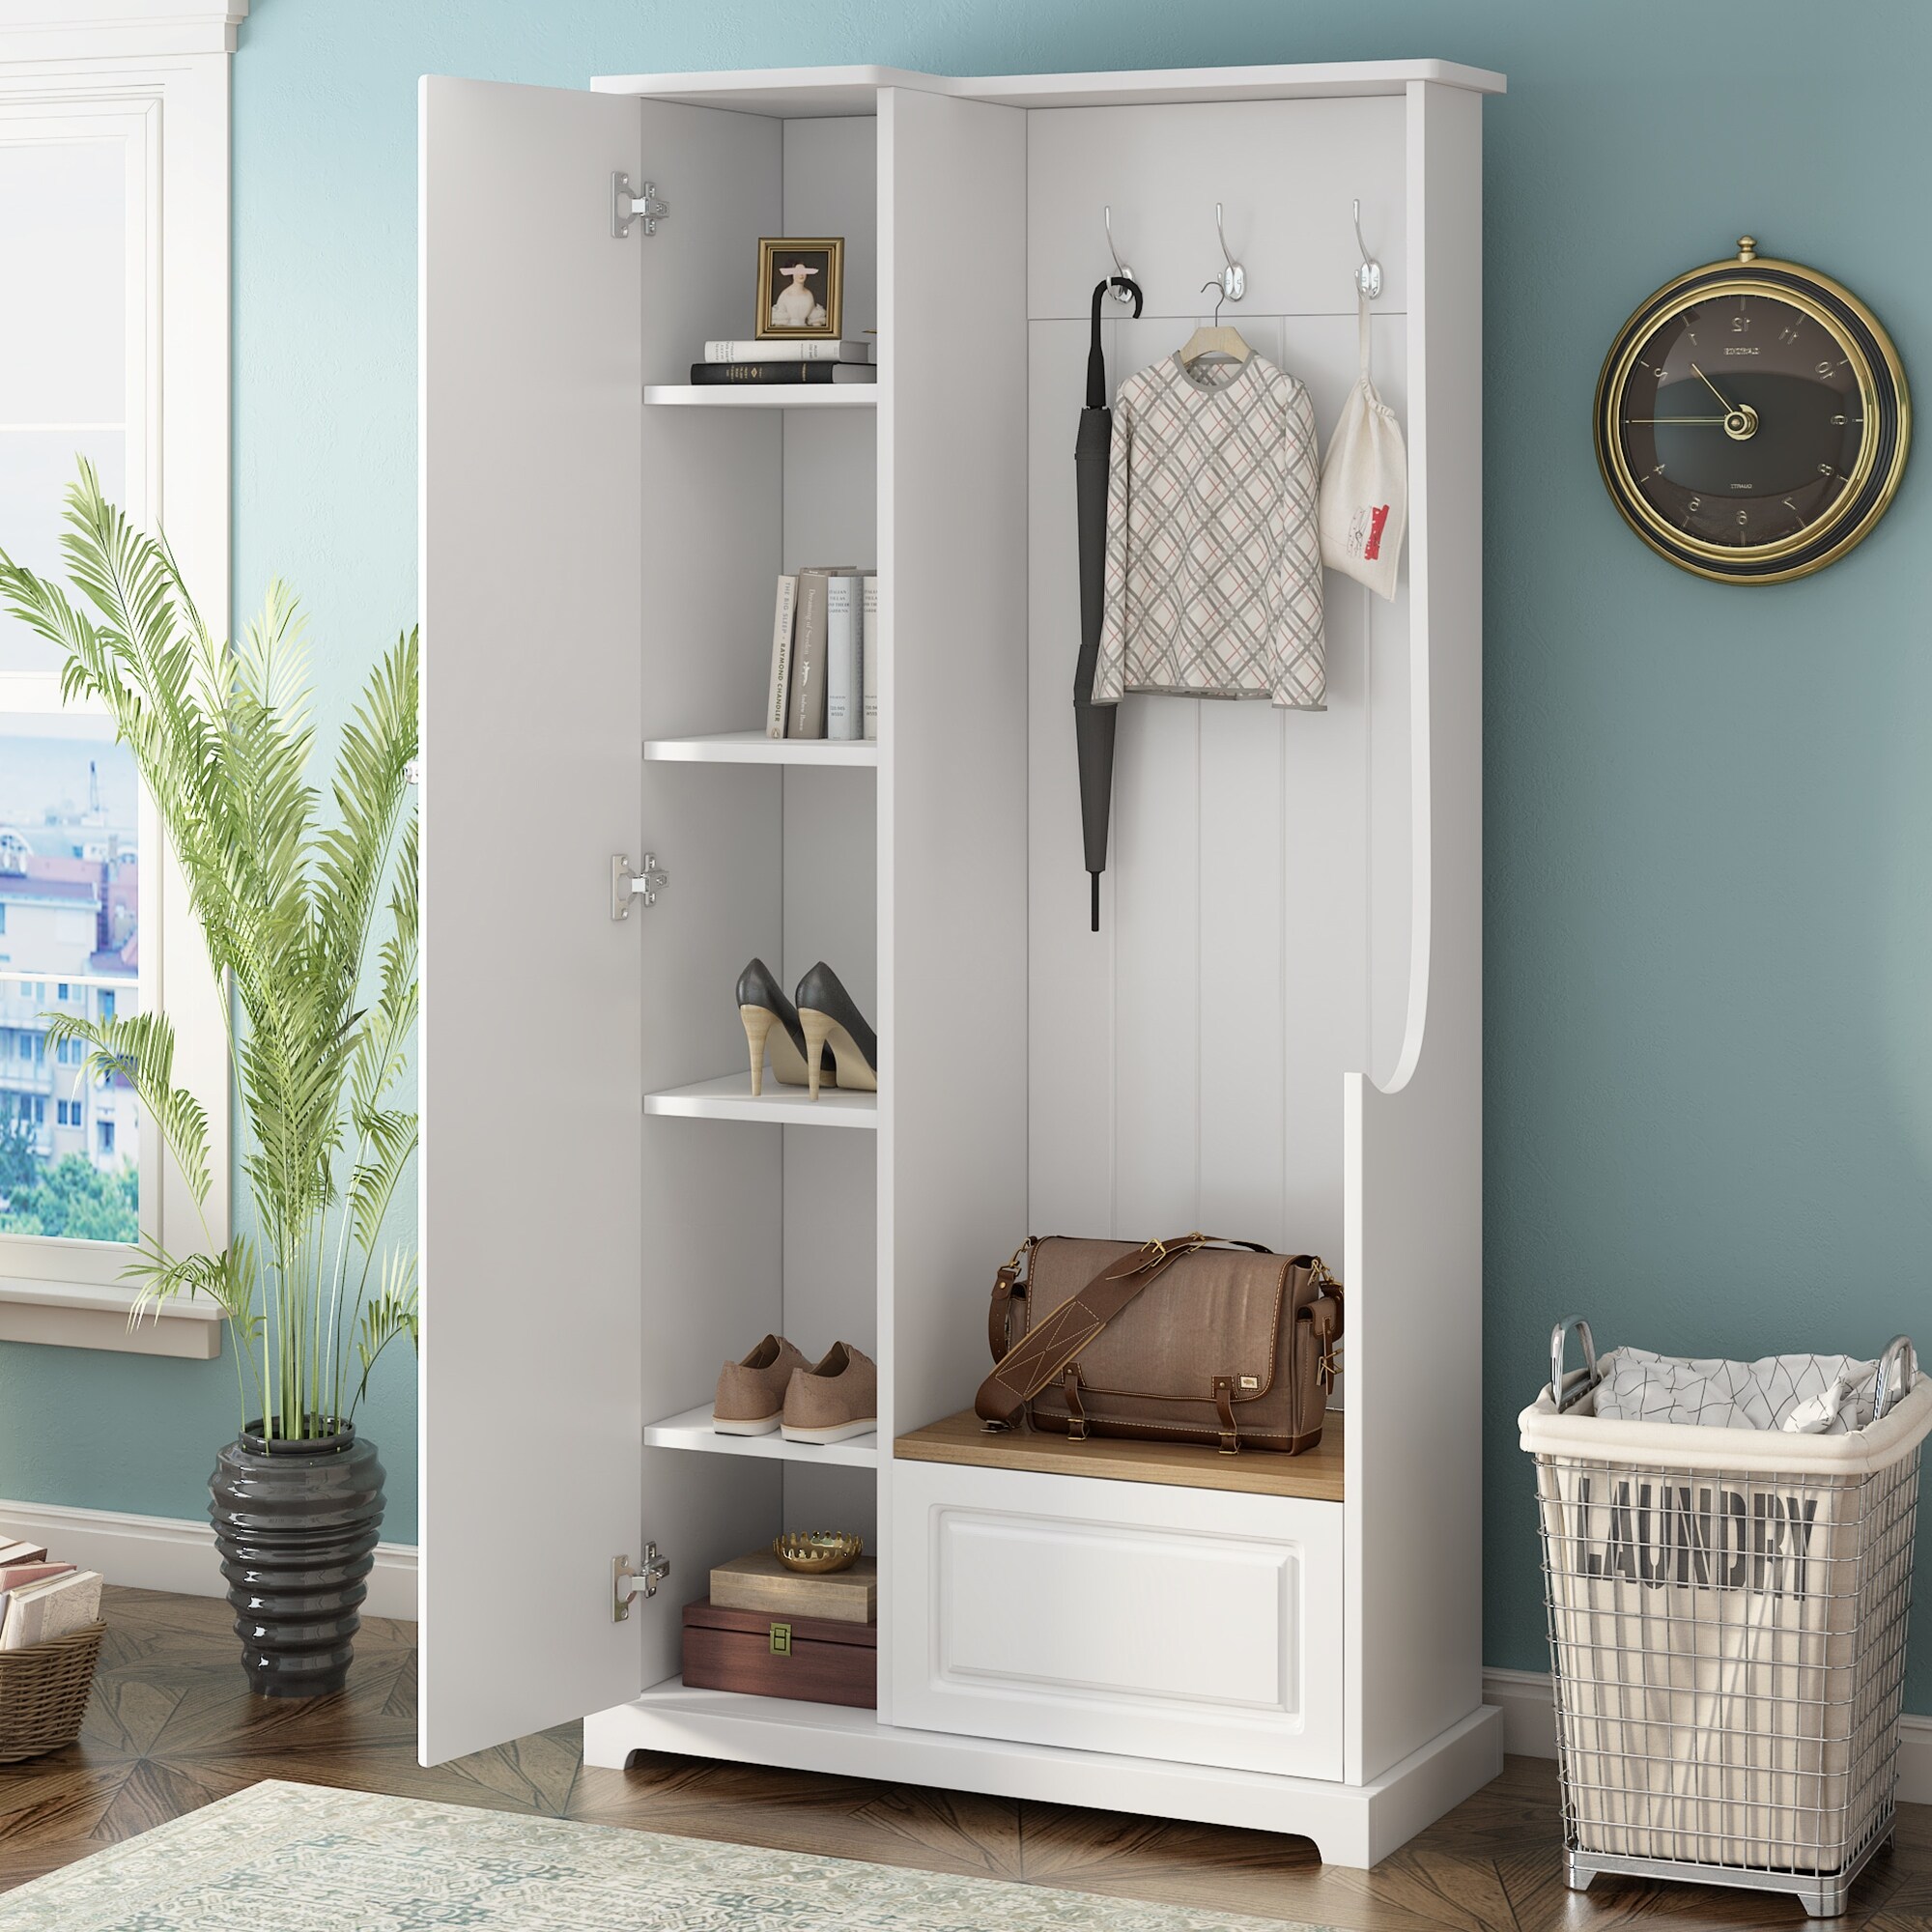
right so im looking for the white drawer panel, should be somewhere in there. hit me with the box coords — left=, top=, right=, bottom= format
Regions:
left=892, top=1461, right=1343, bottom=1779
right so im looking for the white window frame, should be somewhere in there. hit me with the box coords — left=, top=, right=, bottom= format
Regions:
left=0, top=3, right=242, bottom=1357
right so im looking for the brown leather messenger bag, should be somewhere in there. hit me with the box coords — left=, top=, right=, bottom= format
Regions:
left=975, top=1233, right=1343, bottom=1455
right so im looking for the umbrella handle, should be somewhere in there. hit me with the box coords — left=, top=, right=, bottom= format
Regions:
left=1088, top=277, right=1144, bottom=407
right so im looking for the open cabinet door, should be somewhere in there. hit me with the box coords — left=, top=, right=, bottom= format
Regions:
left=418, top=76, right=643, bottom=1765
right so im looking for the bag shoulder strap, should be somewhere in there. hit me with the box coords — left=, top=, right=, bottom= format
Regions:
left=974, top=1234, right=1267, bottom=1430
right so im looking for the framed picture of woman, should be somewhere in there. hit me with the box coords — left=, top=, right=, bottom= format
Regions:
left=755, top=238, right=844, bottom=341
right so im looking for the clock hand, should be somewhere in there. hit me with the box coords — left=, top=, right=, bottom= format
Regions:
left=1682, top=364, right=1759, bottom=440
left=1690, top=362, right=1737, bottom=412
left=1625, top=415, right=1729, bottom=424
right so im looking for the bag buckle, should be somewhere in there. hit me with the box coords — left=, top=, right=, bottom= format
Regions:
left=1063, top=1364, right=1089, bottom=1440
left=1212, top=1375, right=1240, bottom=1455
left=1319, top=1349, right=1341, bottom=1392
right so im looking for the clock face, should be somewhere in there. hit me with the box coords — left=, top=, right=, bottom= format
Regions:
left=1596, top=245, right=1909, bottom=582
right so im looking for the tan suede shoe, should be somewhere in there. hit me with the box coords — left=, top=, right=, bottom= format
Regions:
left=781, top=1342, right=878, bottom=1444
left=713, top=1335, right=810, bottom=1435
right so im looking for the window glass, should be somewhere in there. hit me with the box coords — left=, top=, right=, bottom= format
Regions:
left=0, top=139, right=125, bottom=421
left=0, top=433, right=127, bottom=675
left=0, top=136, right=129, bottom=679
left=0, top=719, right=140, bottom=1242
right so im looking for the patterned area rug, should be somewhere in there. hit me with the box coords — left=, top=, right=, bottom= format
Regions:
left=0, top=1779, right=1324, bottom=1930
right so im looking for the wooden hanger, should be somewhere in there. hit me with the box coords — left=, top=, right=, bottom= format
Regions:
left=1178, top=278, right=1250, bottom=369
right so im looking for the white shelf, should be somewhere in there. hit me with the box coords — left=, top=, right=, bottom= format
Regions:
left=644, top=730, right=878, bottom=768
left=644, top=1071, right=878, bottom=1129
left=644, top=384, right=876, bottom=409
left=643, top=1403, right=879, bottom=1467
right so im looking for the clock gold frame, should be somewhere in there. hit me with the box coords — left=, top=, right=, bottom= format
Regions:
left=1594, top=240, right=1910, bottom=584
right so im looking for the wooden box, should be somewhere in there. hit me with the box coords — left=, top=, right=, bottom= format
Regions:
left=709, top=1548, right=877, bottom=1625
left=681, top=1598, right=877, bottom=1710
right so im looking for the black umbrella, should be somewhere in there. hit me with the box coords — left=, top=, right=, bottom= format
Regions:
left=1074, top=273, right=1142, bottom=932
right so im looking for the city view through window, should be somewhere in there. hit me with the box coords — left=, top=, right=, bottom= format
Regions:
left=0, top=721, right=140, bottom=1242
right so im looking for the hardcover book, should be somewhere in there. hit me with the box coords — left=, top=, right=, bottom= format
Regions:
left=703, top=338, right=873, bottom=363
left=825, top=574, right=860, bottom=741
left=687, top=362, right=876, bottom=386
left=766, top=574, right=798, bottom=739
left=862, top=574, right=879, bottom=742
left=788, top=571, right=830, bottom=739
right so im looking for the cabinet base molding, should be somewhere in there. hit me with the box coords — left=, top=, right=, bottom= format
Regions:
left=582, top=1687, right=1503, bottom=1869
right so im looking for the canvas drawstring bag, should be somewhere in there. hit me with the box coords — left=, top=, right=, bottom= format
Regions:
left=1319, top=290, right=1406, bottom=598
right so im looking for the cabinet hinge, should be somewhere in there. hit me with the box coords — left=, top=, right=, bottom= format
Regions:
left=611, top=852, right=668, bottom=920
left=611, top=172, right=668, bottom=239
left=613, top=1545, right=670, bottom=1621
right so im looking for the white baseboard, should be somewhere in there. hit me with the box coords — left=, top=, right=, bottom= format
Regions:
left=0, top=1496, right=418, bottom=1621
left=1484, top=1666, right=1932, bottom=1805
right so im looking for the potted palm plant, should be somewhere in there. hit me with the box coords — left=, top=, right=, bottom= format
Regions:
left=0, top=465, right=419, bottom=1697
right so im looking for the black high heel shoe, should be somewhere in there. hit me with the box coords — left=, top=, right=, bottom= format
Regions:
left=737, top=958, right=828, bottom=1096
left=795, top=962, right=878, bottom=1100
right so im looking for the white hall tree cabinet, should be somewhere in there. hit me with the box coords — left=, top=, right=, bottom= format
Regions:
left=418, top=57, right=1501, bottom=1868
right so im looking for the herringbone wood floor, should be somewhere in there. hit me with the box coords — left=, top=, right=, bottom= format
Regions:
left=3, top=1587, right=1931, bottom=1927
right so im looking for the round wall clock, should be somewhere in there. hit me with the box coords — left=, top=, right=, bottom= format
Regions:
left=1594, top=237, right=1909, bottom=582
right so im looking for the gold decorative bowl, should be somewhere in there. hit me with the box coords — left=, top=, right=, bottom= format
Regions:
left=772, top=1530, right=864, bottom=1575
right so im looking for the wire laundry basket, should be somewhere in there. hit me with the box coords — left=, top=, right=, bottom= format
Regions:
left=1522, top=1321, right=1930, bottom=1920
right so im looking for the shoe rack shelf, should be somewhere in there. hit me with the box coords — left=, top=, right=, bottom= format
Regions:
left=643, top=730, right=878, bottom=768
left=642, top=1071, right=878, bottom=1129
left=644, top=1403, right=881, bottom=1468
left=643, top=384, right=877, bottom=410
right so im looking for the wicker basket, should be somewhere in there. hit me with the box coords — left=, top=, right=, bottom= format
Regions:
left=0, top=1620, right=105, bottom=1763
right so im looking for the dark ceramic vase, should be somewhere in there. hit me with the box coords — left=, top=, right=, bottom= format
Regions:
left=208, top=1419, right=385, bottom=1698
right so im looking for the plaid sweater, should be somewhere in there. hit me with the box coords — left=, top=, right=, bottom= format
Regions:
left=1094, top=352, right=1325, bottom=709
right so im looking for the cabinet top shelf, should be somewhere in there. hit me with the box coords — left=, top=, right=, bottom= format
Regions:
left=645, top=384, right=876, bottom=410
left=593, top=60, right=1506, bottom=117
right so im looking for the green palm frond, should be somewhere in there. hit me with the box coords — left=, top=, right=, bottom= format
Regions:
left=127, top=1233, right=263, bottom=1341
left=43, top=1009, right=213, bottom=1208
left=346, top=1108, right=416, bottom=1262
left=0, top=464, right=421, bottom=1443
left=353, top=1245, right=418, bottom=1414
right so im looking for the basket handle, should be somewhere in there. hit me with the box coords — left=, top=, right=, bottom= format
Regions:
left=1874, top=1334, right=1918, bottom=1421
left=1549, top=1317, right=1598, bottom=1413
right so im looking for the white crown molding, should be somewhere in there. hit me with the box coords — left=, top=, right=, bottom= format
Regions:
left=0, top=1495, right=418, bottom=1621
left=1484, top=1666, right=1932, bottom=1807
left=0, top=1, right=246, bottom=62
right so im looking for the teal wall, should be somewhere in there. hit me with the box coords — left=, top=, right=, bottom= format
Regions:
left=6, top=0, right=1931, bottom=1707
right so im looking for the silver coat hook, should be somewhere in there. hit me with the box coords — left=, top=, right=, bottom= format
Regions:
left=1103, top=206, right=1137, bottom=302
left=1214, top=201, right=1245, bottom=302
left=1352, top=198, right=1382, bottom=299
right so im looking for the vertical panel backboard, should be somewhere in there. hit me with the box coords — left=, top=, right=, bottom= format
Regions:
left=418, top=75, right=644, bottom=1765
left=879, top=86, right=1031, bottom=1449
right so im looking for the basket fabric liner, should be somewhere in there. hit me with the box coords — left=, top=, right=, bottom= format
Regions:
left=1522, top=1376, right=1932, bottom=1874
left=1594, top=1347, right=1880, bottom=1435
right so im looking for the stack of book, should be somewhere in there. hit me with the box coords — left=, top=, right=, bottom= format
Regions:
left=768, top=568, right=878, bottom=742
left=690, top=340, right=876, bottom=386
left=0, top=1537, right=102, bottom=1649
